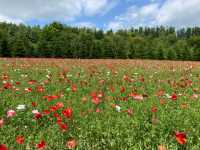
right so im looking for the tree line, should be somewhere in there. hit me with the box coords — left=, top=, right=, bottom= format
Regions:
left=0, top=21, right=200, bottom=60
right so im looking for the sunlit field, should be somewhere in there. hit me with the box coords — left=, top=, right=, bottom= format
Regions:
left=1, top=58, right=200, bottom=150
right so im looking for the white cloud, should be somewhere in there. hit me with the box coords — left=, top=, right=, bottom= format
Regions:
left=107, top=21, right=124, bottom=30
left=0, top=15, right=23, bottom=24
left=107, top=3, right=159, bottom=30
left=83, top=0, right=118, bottom=16
left=107, top=0, right=200, bottom=30
left=0, top=0, right=118, bottom=23
left=0, top=0, right=82, bottom=22
left=73, top=22, right=96, bottom=28
left=157, top=0, right=200, bottom=27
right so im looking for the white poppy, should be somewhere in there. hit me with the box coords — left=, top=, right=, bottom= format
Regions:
left=115, top=105, right=121, bottom=112
left=32, top=110, right=39, bottom=114
left=16, top=104, right=26, bottom=110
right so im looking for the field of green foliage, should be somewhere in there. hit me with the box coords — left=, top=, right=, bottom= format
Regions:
left=0, top=58, right=200, bottom=150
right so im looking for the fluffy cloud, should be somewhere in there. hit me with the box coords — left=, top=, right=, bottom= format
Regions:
left=157, top=0, right=200, bottom=27
left=0, top=0, right=82, bottom=21
left=107, top=0, right=200, bottom=30
left=0, top=0, right=118, bottom=23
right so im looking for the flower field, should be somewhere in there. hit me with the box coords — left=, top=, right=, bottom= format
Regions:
left=0, top=58, right=200, bottom=150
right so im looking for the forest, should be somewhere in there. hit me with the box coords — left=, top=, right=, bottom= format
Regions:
left=0, top=21, right=200, bottom=60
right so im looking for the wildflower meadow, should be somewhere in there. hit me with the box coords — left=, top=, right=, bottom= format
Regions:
left=0, top=58, right=200, bottom=150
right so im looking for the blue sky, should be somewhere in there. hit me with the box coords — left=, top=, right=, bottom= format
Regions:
left=0, top=0, right=199, bottom=30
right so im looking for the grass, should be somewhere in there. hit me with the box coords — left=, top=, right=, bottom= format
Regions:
left=0, top=58, right=200, bottom=150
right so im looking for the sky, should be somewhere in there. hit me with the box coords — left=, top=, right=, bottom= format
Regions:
left=0, top=0, right=200, bottom=30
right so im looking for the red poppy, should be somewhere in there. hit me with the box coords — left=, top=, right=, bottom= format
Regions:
left=34, top=113, right=42, bottom=120
left=36, top=86, right=44, bottom=93
left=58, top=122, right=68, bottom=131
left=129, top=93, right=144, bottom=100
left=123, top=75, right=129, bottom=81
left=50, top=105, right=58, bottom=112
left=71, top=84, right=77, bottom=92
left=151, top=106, right=158, bottom=113
left=66, top=139, right=77, bottom=149
left=140, top=76, right=145, bottom=82
left=43, top=110, right=50, bottom=115
left=96, top=108, right=101, bottom=113
left=49, top=102, right=63, bottom=112
left=120, top=87, right=125, bottom=93
left=92, top=96, right=101, bottom=105
left=28, top=80, right=37, bottom=85
left=90, top=92, right=97, bottom=98
left=0, top=144, right=7, bottom=150
left=62, top=108, right=73, bottom=118
left=43, top=95, right=59, bottom=101
left=55, top=102, right=64, bottom=109
left=175, top=131, right=186, bottom=145
left=56, top=116, right=62, bottom=124
left=15, top=81, right=21, bottom=85
left=3, top=82, right=12, bottom=89
left=36, top=140, right=46, bottom=149
left=53, top=112, right=59, bottom=117
left=49, top=95, right=59, bottom=101
left=32, top=102, right=37, bottom=107
left=110, top=86, right=115, bottom=92
left=16, top=135, right=24, bottom=144
left=25, top=87, right=32, bottom=92
left=171, top=93, right=177, bottom=101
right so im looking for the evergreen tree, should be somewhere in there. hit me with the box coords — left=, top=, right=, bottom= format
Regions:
left=0, top=22, right=200, bottom=60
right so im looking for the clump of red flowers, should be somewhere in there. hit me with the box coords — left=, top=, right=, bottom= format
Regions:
left=16, top=135, right=24, bottom=144
left=35, top=113, right=42, bottom=119
left=175, top=131, right=186, bottom=145
left=58, top=122, right=68, bottom=132
left=62, top=108, right=73, bottom=118
left=28, top=80, right=37, bottom=85
left=171, top=93, right=177, bottom=101
left=35, top=140, right=46, bottom=149
left=71, top=84, right=77, bottom=92
left=120, top=86, right=125, bottom=93
left=32, top=102, right=37, bottom=107
left=129, top=93, right=144, bottom=100
left=66, top=139, right=77, bottom=149
left=43, top=95, right=59, bottom=101
left=151, top=106, right=158, bottom=113
left=92, top=96, right=101, bottom=105
left=0, top=144, right=7, bottom=150
left=91, top=92, right=102, bottom=105
left=36, top=85, right=45, bottom=93
left=3, top=82, right=12, bottom=89
left=24, top=87, right=32, bottom=92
